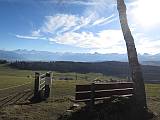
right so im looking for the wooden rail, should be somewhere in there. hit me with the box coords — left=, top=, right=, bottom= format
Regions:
left=75, top=82, right=134, bottom=104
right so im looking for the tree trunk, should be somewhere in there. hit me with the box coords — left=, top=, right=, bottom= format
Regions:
left=117, top=0, right=147, bottom=108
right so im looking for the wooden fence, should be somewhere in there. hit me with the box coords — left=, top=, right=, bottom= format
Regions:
left=0, top=72, right=52, bottom=107
left=75, top=82, right=134, bottom=106
left=31, top=72, right=52, bottom=101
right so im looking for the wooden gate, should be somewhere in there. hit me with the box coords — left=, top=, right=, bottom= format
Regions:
left=32, top=72, right=52, bottom=101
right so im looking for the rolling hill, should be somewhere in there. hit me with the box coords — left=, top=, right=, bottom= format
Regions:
left=9, top=61, right=160, bottom=81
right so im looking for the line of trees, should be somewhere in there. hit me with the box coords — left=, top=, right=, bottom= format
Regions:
left=9, top=61, right=160, bottom=81
left=0, top=60, right=7, bottom=64
left=10, top=61, right=130, bottom=77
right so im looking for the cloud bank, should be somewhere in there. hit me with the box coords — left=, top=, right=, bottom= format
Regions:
left=15, top=0, right=160, bottom=54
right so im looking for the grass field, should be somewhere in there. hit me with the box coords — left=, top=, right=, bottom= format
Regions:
left=0, top=64, right=121, bottom=89
left=0, top=63, right=160, bottom=120
left=0, top=64, right=34, bottom=89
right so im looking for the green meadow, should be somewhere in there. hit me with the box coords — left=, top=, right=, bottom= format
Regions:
left=0, top=63, right=160, bottom=120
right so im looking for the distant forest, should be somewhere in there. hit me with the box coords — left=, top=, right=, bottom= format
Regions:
left=9, top=61, right=160, bottom=81
left=0, top=60, right=7, bottom=64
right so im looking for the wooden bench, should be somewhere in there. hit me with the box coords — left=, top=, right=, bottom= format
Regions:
left=75, top=82, right=134, bottom=104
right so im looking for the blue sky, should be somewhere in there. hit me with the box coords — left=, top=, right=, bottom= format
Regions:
left=0, top=0, right=160, bottom=54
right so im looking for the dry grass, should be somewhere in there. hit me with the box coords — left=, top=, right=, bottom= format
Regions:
left=0, top=64, right=160, bottom=120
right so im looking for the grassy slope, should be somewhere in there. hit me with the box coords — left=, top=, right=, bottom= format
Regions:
left=0, top=64, right=34, bottom=88
left=0, top=64, right=160, bottom=120
left=146, top=84, right=160, bottom=119
left=0, top=63, right=120, bottom=90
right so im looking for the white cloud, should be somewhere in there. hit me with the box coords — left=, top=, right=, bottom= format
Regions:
left=133, top=33, right=160, bottom=54
left=42, top=14, right=79, bottom=34
left=84, top=0, right=116, bottom=19
left=39, top=13, right=117, bottom=34
left=86, top=32, right=160, bottom=54
left=137, top=40, right=160, bottom=54
left=14, top=0, right=160, bottom=54
left=48, top=28, right=160, bottom=54
left=129, top=0, right=160, bottom=28
left=49, top=29, right=126, bottom=51
left=56, top=0, right=99, bottom=6
left=31, top=29, right=41, bottom=37
left=16, top=14, right=78, bottom=39
left=92, top=14, right=116, bottom=26
left=17, top=13, right=117, bottom=40
left=70, top=15, right=93, bottom=32
left=41, top=0, right=100, bottom=6
left=16, top=34, right=46, bottom=40
left=17, top=11, right=160, bottom=54
left=15, top=14, right=94, bottom=40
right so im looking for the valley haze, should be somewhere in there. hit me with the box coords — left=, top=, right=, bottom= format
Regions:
left=0, top=49, right=160, bottom=66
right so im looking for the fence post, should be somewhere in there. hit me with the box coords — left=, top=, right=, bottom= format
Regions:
left=85, top=76, right=88, bottom=81
left=34, top=72, right=40, bottom=100
left=45, top=72, right=52, bottom=98
left=76, top=73, right=77, bottom=80
left=90, top=82, right=95, bottom=109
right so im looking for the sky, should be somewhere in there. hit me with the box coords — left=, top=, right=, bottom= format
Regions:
left=0, top=0, right=160, bottom=54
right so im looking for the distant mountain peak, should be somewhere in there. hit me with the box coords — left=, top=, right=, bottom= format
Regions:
left=0, top=49, right=160, bottom=63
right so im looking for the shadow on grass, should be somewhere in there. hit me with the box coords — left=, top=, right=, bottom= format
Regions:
left=16, top=95, right=48, bottom=106
left=58, top=96, right=155, bottom=120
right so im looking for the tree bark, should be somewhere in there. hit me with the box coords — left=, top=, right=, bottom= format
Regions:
left=117, top=0, right=147, bottom=108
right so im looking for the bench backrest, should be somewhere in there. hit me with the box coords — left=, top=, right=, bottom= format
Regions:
left=75, top=82, right=134, bottom=102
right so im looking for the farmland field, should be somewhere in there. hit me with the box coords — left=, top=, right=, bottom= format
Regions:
left=0, top=64, right=34, bottom=89
left=0, top=63, right=121, bottom=89
left=0, top=63, right=160, bottom=120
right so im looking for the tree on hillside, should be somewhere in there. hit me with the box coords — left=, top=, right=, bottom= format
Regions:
left=117, top=0, right=147, bottom=108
